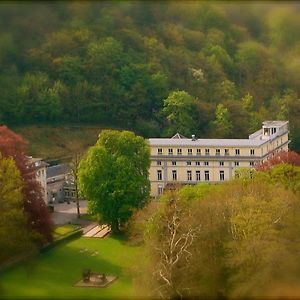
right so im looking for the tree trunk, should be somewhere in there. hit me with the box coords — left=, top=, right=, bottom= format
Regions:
left=111, top=220, right=120, bottom=234
left=76, top=184, right=80, bottom=218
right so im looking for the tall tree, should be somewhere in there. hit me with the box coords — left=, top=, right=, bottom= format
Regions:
left=163, top=90, right=197, bottom=137
left=78, top=130, right=150, bottom=233
left=0, top=126, right=53, bottom=243
left=0, top=154, right=36, bottom=263
left=210, top=103, right=233, bottom=138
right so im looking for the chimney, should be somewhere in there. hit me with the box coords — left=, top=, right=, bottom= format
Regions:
left=192, top=134, right=196, bottom=141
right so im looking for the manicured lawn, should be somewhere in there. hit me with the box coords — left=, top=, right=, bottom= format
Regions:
left=0, top=235, right=142, bottom=299
left=53, top=224, right=81, bottom=240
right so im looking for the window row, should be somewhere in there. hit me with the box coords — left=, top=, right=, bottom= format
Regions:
left=157, top=148, right=255, bottom=156
left=157, top=170, right=225, bottom=182
left=156, top=161, right=255, bottom=167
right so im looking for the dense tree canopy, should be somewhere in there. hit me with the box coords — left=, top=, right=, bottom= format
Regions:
left=0, top=154, right=35, bottom=263
left=0, top=126, right=53, bottom=243
left=0, top=2, right=300, bottom=150
left=132, top=166, right=300, bottom=299
left=78, top=130, right=150, bottom=233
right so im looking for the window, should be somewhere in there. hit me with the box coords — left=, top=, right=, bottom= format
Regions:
left=205, top=149, right=210, bottom=155
left=219, top=161, right=224, bottom=166
left=195, top=161, right=200, bottom=166
left=157, top=161, right=162, bottom=166
left=250, top=161, right=254, bottom=166
left=235, top=149, right=240, bottom=155
left=196, top=170, right=201, bottom=181
left=177, top=148, right=182, bottom=155
left=158, top=148, right=163, bottom=155
left=172, top=161, right=177, bottom=166
left=204, top=161, right=209, bottom=166
left=188, top=148, right=193, bottom=155
left=168, top=148, right=173, bottom=155
left=220, top=170, right=225, bottom=181
left=204, top=170, right=210, bottom=181
left=187, top=170, right=192, bottom=181
left=216, top=149, right=220, bottom=156
left=225, top=149, right=229, bottom=156
left=158, top=185, right=163, bottom=195
left=157, top=170, right=162, bottom=181
left=197, top=148, right=201, bottom=155
left=250, top=149, right=255, bottom=155
left=234, top=161, right=240, bottom=166
left=186, top=161, right=192, bottom=166
left=172, top=170, right=177, bottom=181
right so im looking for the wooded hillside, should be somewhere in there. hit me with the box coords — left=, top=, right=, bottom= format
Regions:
left=0, top=2, right=300, bottom=150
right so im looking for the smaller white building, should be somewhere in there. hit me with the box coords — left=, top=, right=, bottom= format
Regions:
left=28, top=157, right=48, bottom=204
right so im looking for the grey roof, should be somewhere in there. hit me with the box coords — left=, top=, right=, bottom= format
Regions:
left=262, top=120, right=288, bottom=127
left=171, top=133, right=187, bottom=139
left=149, top=121, right=289, bottom=147
left=149, top=138, right=266, bottom=147
left=28, top=157, right=49, bottom=169
left=46, top=163, right=70, bottom=179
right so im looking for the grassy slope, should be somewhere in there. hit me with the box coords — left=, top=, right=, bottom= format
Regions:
left=13, top=125, right=104, bottom=163
left=0, top=236, right=142, bottom=299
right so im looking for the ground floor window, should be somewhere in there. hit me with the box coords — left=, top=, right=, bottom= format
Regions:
left=187, top=170, right=192, bottom=181
left=220, top=170, right=225, bottom=181
left=158, top=185, right=163, bottom=195
left=172, top=170, right=177, bottom=181
left=196, top=170, right=200, bottom=181
left=205, top=170, right=209, bottom=181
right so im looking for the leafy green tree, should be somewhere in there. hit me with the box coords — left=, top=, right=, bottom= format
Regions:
left=137, top=176, right=300, bottom=299
left=210, top=103, right=233, bottom=138
left=17, top=72, right=62, bottom=122
left=163, top=90, right=197, bottom=137
left=78, top=130, right=150, bottom=233
left=0, top=154, right=35, bottom=263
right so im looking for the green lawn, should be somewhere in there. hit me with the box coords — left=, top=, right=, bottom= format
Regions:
left=53, top=224, right=81, bottom=240
left=0, top=236, right=142, bottom=299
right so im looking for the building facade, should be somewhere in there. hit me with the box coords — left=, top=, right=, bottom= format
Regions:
left=46, top=163, right=70, bottom=203
left=149, top=121, right=289, bottom=197
left=29, top=157, right=48, bottom=203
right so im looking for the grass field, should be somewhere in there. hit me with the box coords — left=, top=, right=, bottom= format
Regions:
left=53, top=224, right=81, bottom=240
left=13, top=125, right=105, bottom=163
left=0, top=235, right=142, bottom=299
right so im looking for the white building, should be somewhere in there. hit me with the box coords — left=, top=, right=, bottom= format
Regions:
left=29, top=157, right=48, bottom=203
left=149, top=121, right=289, bottom=197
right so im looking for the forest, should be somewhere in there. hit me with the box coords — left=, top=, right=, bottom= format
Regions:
left=0, top=1, right=300, bottom=151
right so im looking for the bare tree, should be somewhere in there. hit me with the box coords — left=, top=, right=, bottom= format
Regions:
left=149, top=190, right=199, bottom=299
left=70, top=152, right=82, bottom=219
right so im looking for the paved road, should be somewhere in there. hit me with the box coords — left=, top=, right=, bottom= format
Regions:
left=51, top=200, right=88, bottom=225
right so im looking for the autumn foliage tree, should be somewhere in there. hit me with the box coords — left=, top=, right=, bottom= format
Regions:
left=135, top=176, right=300, bottom=299
left=256, top=150, right=300, bottom=171
left=0, top=125, right=53, bottom=243
left=0, top=154, right=35, bottom=263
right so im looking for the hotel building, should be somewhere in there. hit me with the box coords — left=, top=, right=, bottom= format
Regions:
left=149, top=121, right=289, bottom=197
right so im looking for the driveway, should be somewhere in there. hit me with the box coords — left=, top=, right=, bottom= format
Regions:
left=51, top=200, right=88, bottom=225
